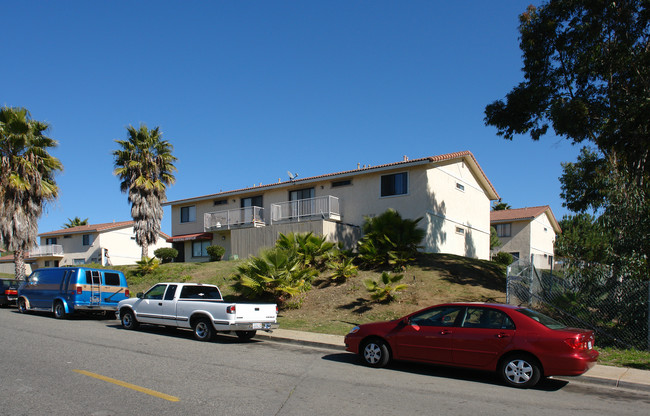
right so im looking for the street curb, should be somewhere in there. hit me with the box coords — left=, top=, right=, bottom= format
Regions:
left=256, top=331, right=650, bottom=393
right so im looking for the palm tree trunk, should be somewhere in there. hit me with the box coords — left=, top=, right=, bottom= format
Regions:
left=141, top=242, right=149, bottom=260
left=14, top=249, right=26, bottom=281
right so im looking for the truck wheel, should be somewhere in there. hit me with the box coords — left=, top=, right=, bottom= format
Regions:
left=236, top=330, right=257, bottom=340
left=120, top=309, right=139, bottom=330
left=53, top=301, right=67, bottom=319
left=17, top=298, right=27, bottom=314
left=193, top=318, right=214, bottom=341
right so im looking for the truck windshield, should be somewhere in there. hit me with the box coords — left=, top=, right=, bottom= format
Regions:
left=179, top=285, right=222, bottom=300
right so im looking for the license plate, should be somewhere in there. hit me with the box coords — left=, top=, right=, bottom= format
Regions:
left=588, top=341, right=593, bottom=349
left=252, top=323, right=262, bottom=329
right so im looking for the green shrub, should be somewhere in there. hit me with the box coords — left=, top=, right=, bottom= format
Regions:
left=327, top=256, right=359, bottom=283
left=364, top=271, right=408, bottom=303
left=154, top=247, right=178, bottom=263
left=493, top=252, right=514, bottom=266
left=135, top=256, right=160, bottom=275
left=207, top=245, right=226, bottom=261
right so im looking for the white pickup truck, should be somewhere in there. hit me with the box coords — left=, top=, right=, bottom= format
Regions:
left=116, top=282, right=278, bottom=341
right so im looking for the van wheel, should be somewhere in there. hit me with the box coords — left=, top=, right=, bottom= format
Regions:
left=53, top=301, right=67, bottom=319
left=236, top=330, right=256, bottom=340
left=193, top=318, right=214, bottom=341
left=17, top=298, right=27, bottom=314
left=120, top=310, right=139, bottom=330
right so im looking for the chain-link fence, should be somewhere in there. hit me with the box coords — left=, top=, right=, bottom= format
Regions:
left=506, top=258, right=650, bottom=351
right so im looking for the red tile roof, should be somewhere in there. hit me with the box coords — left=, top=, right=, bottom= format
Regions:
left=165, top=150, right=499, bottom=205
left=490, top=206, right=561, bottom=233
left=166, top=232, right=213, bottom=243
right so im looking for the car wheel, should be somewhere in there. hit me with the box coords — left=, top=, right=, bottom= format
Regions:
left=53, top=301, right=67, bottom=319
left=361, top=338, right=391, bottom=368
left=17, top=298, right=27, bottom=314
left=236, top=330, right=257, bottom=340
left=120, top=309, right=139, bottom=330
left=499, top=355, right=542, bottom=388
left=193, top=318, right=214, bottom=341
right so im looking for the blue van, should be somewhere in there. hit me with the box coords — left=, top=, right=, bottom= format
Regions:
left=17, top=267, right=130, bottom=319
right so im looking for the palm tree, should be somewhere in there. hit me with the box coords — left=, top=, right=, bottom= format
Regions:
left=113, top=124, right=176, bottom=259
left=63, top=216, right=89, bottom=228
left=0, top=106, right=62, bottom=280
left=492, top=201, right=511, bottom=211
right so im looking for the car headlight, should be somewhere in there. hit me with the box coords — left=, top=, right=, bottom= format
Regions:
left=348, top=326, right=360, bottom=334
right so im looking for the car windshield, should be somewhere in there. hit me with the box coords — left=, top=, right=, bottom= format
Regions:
left=516, top=308, right=567, bottom=330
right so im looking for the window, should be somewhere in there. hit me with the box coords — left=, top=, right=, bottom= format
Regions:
left=64, top=235, right=71, bottom=239
left=164, top=285, right=178, bottom=300
left=332, top=179, right=352, bottom=188
left=104, top=272, right=121, bottom=286
left=456, top=227, right=465, bottom=235
left=44, top=261, right=51, bottom=267
left=380, top=172, right=408, bottom=197
left=82, top=234, right=92, bottom=246
left=213, top=199, right=227, bottom=206
left=86, top=271, right=101, bottom=284
left=73, top=258, right=85, bottom=265
left=456, top=183, right=465, bottom=192
left=495, top=223, right=511, bottom=237
left=289, top=187, right=314, bottom=201
left=509, top=252, right=520, bottom=261
left=461, top=307, right=515, bottom=330
left=181, top=206, right=196, bottom=223
left=179, top=285, right=222, bottom=300
left=192, top=241, right=210, bottom=257
left=143, top=284, right=166, bottom=300
left=46, top=237, right=57, bottom=245
left=409, top=306, right=464, bottom=327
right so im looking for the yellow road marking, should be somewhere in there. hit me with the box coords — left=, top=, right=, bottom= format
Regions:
left=73, top=369, right=180, bottom=402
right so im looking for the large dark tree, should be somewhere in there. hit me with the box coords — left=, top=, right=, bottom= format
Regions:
left=485, top=0, right=650, bottom=280
left=485, top=0, right=650, bottom=181
left=113, top=124, right=176, bottom=259
left=0, top=106, right=62, bottom=280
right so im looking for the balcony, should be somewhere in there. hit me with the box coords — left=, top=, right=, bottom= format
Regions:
left=270, top=196, right=340, bottom=223
left=30, top=244, right=64, bottom=257
left=204, top=206, right=265, bottom=231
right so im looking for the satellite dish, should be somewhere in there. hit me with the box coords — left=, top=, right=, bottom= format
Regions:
left=287, top=171, right=298, bottom=181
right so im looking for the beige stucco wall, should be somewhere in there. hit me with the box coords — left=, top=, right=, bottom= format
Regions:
left=492, top=220, right=531, bottom=262
left=169, top=158, right=495, bottom=261
left=37, top=227, right=170, bottom=267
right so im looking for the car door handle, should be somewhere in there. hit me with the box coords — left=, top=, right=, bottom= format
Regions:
left=497, top=333, right=509, bottom=338
left=440, top=330, right=452, bottom=335
left=158, top=302, right=163, bottom=306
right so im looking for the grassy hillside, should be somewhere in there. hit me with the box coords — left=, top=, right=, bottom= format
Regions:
left=115, top=253, right=507, bottom=336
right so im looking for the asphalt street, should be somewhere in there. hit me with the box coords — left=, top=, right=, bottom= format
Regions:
left=1, top=307, right=649, bottom=416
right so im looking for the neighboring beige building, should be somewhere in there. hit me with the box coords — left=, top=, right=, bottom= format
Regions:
left=490, top=206, right=561, bottom=270
left=165, top=151, right=500, bottom=262
left=32, top=221, right=171, bottom=268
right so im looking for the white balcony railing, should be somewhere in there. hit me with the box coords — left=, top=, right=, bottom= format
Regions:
left=270, top=196, right=340, bottom=223
left=30, top=244, right=64, bottom=257
left=204, top=206, right=265, bottom=231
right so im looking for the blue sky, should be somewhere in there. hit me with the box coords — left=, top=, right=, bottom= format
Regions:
left=2, top=1, right=579, bottom=236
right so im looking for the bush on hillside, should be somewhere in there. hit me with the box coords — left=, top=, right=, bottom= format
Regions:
left=207, top=245, right=226, bottom=261
left=493, top=252, right=514, bottom=266
left=154, top=247, right=178, bottom=263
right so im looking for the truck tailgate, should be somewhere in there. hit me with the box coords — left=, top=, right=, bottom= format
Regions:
left=232, top=304, right=277, bottom=323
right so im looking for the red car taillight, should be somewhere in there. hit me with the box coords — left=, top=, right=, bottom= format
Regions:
left=76, top=286, right=83, bottom=295
left=565, top=335, right=592, bottom=350
left=226, top=305, right=236, bottom=314
left=5, top=289, right=17, bottom=295
left=125, top=289, right=130, bottom=297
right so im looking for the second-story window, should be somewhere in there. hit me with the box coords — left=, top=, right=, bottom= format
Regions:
left=46, top=237, right=57, bottom=245
left=181, top=205, right=196, bottom=223
left=82, top=234, right=92, bottom=246
left=381, top=172, right=408, bottom=197
left=495, top=223, right=511, bottom=237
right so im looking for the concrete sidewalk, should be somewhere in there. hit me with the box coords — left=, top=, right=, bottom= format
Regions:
left=255, top=328, right=650, bottom=392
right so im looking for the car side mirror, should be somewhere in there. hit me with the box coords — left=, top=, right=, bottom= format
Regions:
left=136, top=292, right=143, bottom=299
left=402, top=317, right=411, bottom=326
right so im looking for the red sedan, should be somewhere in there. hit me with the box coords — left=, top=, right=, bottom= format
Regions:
left=344, top=302, right=598, bottom=388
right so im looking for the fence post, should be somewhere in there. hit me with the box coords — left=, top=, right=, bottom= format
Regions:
left=647, top=281, right=650, bottom=351
left=529, top=254, right=534, bottom=307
